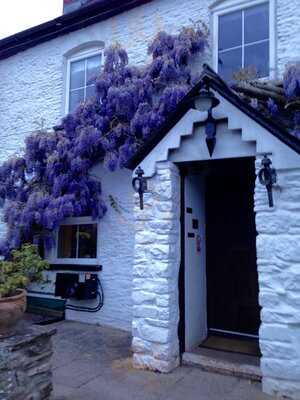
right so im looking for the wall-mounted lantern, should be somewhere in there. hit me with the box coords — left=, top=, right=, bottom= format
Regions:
left=258, top=154, right=277, bottom=208
left=193, top=84, right=220, bottom=157
left=132, top=166, right=148, bottom=210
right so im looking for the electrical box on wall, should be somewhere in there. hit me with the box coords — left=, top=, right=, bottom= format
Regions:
left=55, top=273, right=98, bottom=300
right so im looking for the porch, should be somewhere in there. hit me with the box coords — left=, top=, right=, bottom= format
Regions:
left=51, top=320, right=273, bottom=400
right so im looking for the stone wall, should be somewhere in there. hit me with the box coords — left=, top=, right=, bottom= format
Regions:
left=132, top=161, right=181, bottom=372
left=277, top=0, right=300, bottom=75
left=255, top=158, right=300, bottom=399
left=132, top=156, right=300, bottom=400
left=0, top=324, right=56, bottom=400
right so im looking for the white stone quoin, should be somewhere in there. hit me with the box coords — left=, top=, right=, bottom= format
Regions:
left=132, top=161, right=181, bottom=372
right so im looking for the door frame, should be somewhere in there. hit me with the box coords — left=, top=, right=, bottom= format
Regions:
left=178, top=169, right=186, bottom=356
left=178, top=158, right=260, bottom=356
left=179, top=164, right=208, bottom=355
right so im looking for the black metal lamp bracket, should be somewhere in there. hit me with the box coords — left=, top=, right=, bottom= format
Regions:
left=258, top=154, right=277, bottom=207
left=132, top=166, right=148, bottom=210
left=205, top=109, right=217, bottom=157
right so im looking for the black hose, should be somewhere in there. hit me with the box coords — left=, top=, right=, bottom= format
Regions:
left=65, top=277, right=104, bottom=313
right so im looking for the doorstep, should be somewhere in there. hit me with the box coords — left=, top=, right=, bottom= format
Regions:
left=182, top=347, right=262, bottom=382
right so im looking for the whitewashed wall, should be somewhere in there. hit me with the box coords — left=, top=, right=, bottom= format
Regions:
left=0, top=0, right=210, bottom=329
left=132, top=161, right=181, bottom=372
left=0, top=0, right=211, bottom=161
left=0, top=0, right=211, bottom=241
left=1, top=0, right=299, bottom=164
left=255, top=161, right=300, bottom=399
left=277, top=0, right=300, bottom=74
left=0, top=0, right=299, bottom=333
left=65, top=165, right=134, bottom=330
left=29, top=164, right=134, bottom=331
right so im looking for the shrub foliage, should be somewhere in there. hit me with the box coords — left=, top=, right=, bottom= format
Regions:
left=0, top=244, right=49, bottom=297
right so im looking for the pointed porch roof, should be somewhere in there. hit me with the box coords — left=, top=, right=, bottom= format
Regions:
left=126, top=65, right=300, bottom=171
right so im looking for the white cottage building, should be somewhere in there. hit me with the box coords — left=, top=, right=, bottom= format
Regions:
left=0, top=0, right=300, bottom=398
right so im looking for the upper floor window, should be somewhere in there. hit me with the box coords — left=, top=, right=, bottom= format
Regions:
left=57, top=223, right=98, bottom=259
left=215, top=2, right=272, bottom=81
left=67, top=50, right=103, bottom=113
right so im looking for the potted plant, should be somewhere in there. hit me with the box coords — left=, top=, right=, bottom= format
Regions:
left=0, top=244, right=49, bottom=337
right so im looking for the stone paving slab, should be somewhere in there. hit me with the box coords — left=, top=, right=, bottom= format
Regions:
left=51, top=321, right=275, bottom=400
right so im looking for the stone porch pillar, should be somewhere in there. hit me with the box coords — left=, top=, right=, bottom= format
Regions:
left=132, top=161, right=181, bottom=373
left=255, top=158, right=300, bottom=399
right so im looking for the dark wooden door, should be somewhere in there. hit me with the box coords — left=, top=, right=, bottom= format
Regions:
left=206, top=158, right=260, bottom=336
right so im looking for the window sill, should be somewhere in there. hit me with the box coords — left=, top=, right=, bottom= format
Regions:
left=49, top=264, right=102, bottom=272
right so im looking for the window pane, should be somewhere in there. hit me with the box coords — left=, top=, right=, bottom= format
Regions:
left=69, top=88, right=84, bottom=112
left=245, top=3, right=269, bottom=44
left=245, top=41, right=269, bottom=77
left=218, top=47, right=242, bottom=81
left=70, top=59, right=85, bottom=90
left=87, top=54, right=101, bottom=85
left=58, top=225, right=77, bottom=258
left=219, top=11, right=242, bottom=50
left=86, top=85, right=96, bottom=101
left=78, top=224, right=97, bottom=258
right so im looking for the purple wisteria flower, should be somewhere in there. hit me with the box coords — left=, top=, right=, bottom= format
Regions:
left=0, top=24, right=208, bottom=256
left=283, top=63, right=300, bottom=99
left=267, top=98, right=278, bottom=116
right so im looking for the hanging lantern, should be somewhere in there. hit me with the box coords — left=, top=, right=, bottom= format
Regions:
left=193, top=84, right=220, bottom=157
left=258, top=155, right=277, bottom=208
left=132, top=167, right=148, bottom=210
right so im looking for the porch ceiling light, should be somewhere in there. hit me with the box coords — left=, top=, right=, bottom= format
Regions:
left=194, top=85, right=220, bottom=157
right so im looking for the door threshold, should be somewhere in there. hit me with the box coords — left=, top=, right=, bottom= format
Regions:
left=209, top=328, right=259, bottom=340
left=182, top=348, right=262, bottom=382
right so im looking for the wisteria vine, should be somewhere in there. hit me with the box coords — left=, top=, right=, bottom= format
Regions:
left=0, top=25, right=208, bottom=257
left=249, top=62, right=300, bottom=137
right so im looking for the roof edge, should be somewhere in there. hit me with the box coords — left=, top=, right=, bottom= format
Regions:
left=0, top=0, right=153, bottom=61
left=126, top=64, right=300, bottom=170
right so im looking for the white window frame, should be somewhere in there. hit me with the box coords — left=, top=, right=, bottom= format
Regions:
left=212, top=0, right=276, bottom=79
left=65, top=48, right=104, bottom=114
left=48, top=216, right=100, bottom=266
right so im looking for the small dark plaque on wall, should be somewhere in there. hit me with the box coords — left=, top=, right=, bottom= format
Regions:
left=188, top=232, right=195, bottom=238
left=192, top=219, right=199, bottom=229
left=186, top=207, right=193, bottom=214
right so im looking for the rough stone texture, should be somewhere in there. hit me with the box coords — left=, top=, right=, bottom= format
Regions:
left=132, top=161, right=181, bottom=373
left=255, top=157, right=300, bottom=400
left=0, top=322, right=56, bottom=400
left=131, top=156, right=300, bottom=400
left=277, top=0, right=300, bottom=75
